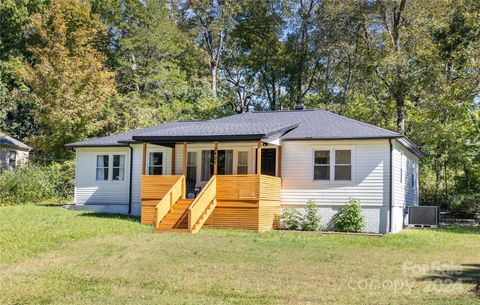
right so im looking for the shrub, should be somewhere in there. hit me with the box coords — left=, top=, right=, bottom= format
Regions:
left=0, top=161, right=75, bottom=206
left=333, top=198, right=365, bottom=232
left=449, top=194, right=480, bottom=215
left=280, top=208, right=302, bottom=230
left=301, top=200, right=321, bottom=231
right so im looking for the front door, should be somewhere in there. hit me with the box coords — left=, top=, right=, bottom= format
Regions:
left=256, top=148, right=276, bottom=176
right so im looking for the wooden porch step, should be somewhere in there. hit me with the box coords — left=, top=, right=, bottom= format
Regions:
left=155, top=198, right=193, bottom=231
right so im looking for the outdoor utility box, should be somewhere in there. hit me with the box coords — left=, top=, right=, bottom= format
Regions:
left=408, top=206, right=440, bottom=228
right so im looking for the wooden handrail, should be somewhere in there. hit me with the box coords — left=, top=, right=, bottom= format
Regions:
left=154, top=175, right=185, bottom=228
left=188, top=175, right=217, bottom=231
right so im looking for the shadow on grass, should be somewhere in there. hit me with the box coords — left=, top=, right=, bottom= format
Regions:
left=77, top=212, right=140, bottom=222
left=36, top=203, right=69, bottom=207
left=439, top=225, right=480, bottom=235
left=418, top=264, right=480, bottom=293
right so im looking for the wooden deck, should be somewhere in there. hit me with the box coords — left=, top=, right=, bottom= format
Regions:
left=140, top=174, right=281, bottom=232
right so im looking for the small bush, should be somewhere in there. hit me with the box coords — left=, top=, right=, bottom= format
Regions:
left=0, top=161, right=74, bottom=206
left=333, top=198, right=365, bottom=232
left=280, top=208, right=302, bottom=230
left=301, top=200, right=321, bottom=231
left=449, top=194, right=480, bottom=215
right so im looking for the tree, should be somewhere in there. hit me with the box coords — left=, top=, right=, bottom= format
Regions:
left=92, top=0, right=217, bottom=132
left=226, top=0, right=287, bottom=110
left=23, top=0, right=116, bottom=159
left=0, top=0, right=49, bottom=140
left=175, top=0, right=238, bottom=98
left=407, top=0, right=480, bottom=203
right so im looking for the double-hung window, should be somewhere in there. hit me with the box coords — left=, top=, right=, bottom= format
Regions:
left=112, top=155, right=125, bottom=180
left=187, top=151, right=197, bottom=181
left=96, top=154, right=126, bottom=181
left=96, top=155, right=109, bottom=181
left=237, top=151, right=249, bottom=174
left=314, top=150, right=330, bottom=180
left=148, top=152, right=163, bottom=175
left=334, top=150, right=352, bottom=181
left=313, top=148, right=352, bottom=181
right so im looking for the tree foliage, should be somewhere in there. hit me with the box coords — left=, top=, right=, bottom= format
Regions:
left=23, top=0, right=116, bottom=159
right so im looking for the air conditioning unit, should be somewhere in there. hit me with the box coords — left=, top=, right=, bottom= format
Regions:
left=408, top=206, right=440, bottom=228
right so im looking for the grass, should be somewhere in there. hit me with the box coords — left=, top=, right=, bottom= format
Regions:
left=0, top=205, right=479, bottom=305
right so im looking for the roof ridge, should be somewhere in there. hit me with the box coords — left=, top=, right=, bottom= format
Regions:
left=316, top=109, right=400, bottom=135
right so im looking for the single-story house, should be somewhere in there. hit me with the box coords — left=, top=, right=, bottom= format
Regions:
left=0, top=133, right=31, bottom=172
left=66, top=109, right=422, bottom=234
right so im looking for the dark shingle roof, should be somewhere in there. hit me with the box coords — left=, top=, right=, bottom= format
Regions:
left=212, top=110, right=401, bottom=140
left=65, top=121, right=201, bottom=147
left=132, top=121, right=299, bottom=141
left=0, top=133, right=31, bottom=150
left=66, top=110, right=422, bottom=156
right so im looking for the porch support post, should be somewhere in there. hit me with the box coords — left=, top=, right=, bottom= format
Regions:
left=257, top=141, right=262, bottom=175
left=171, top=146, right=175, bottom=175
left=277, top=145, right=282, bottom=178
left=213, top=141, right=219, bottom=175
left=142, top=142, right=147, bottom=175
left=182, top=142, right=187, bottom=177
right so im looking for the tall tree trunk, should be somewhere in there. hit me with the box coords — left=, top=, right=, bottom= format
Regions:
left=392, top=0, right=407, bottom=133
left=396, top=94, right=405, bottom=133
left=294, top=0, right=315, bottom=109
left=210, top=60, right=217, bottom=98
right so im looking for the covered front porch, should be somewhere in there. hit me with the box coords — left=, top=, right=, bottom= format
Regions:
left=139, top=140, right=282, bottom=233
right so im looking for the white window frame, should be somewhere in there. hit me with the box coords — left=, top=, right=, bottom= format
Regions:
left=95, top=153, right=127, bottom=182
left=333, top=149, right=353, bottom=181
left=312, top=146, right=354, bottom=183
left=96, top=154, right=110, bottom=181
left=236, top=150, right=249, bottom=175
left=313, top=150, right=330, bottom=181
left=112, top=154, right=126, bottom=181
left=148, top=151, right=164, bottom=175
left=186, top=151, right=197, bottom=180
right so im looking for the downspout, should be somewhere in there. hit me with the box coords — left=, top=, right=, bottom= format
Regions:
left=389, top=139, right=393, bottom=233
left=127, top=144, right=134, bottom=214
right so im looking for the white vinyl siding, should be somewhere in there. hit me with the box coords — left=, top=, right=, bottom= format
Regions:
left=281, top=140, right=389, bottom=207
left=74, top=144, right=172, bottom=216
left=390, top=141, right=419, bottom=233
left=392, top=141, right=419, bottom=208
left=75, top=147, right=131, bottom=206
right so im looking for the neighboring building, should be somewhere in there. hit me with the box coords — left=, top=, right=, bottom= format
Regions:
left=66, top=109, right=422, bottom=234
left=0, top=133, right=31, bottom=172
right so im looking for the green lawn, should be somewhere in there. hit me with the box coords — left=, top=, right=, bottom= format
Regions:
left=0, top=205, right=479, bottom=305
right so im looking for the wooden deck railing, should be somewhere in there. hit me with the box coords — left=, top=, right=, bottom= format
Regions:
left=216, top=175, right=259, bottom=199
left=141, top=175, right=183, bottom=224
left=154, top=175, right=185, bottom=228
left=259, top=175, right=281, bottom=201
left=216, top=175, right=281, bottom=201
left=188, top=175, right=217, bottom=232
